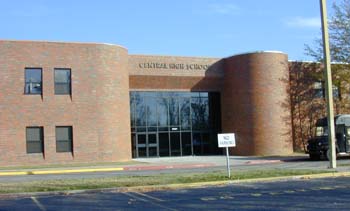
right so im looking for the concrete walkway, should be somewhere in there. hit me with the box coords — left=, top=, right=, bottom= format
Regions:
left=0, top=154, right=313, bottom=176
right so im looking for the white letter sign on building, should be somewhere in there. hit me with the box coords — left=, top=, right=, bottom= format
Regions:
left=218, top=133, right=236, bottom=148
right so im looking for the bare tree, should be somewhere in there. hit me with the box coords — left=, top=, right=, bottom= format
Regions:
left=305, top=0, right=350, bottom=64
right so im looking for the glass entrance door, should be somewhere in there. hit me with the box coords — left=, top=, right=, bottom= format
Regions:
left=148, top=133, right=158, bottom=157
left=136, top=132, right=158, bottom=157
left=137, top=133, right=147, bottom=157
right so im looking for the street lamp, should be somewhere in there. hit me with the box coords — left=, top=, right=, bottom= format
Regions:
left=320, top=0, right=336, bottom=168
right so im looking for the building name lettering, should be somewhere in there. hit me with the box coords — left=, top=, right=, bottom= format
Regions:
left=139, top=62, right=210, bottom=70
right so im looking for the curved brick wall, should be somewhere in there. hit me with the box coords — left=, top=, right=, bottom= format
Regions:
left=222, top=52, right=293, bottom=155
left=0, top=41, right=131, bottom=165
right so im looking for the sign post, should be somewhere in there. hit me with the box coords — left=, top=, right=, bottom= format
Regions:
left=218, top=133, right=236, bottom=178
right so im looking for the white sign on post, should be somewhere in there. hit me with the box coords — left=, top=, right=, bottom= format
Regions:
left=217, top=133, right=236, bottom=179
left=218, top=133, right=236, bottom=148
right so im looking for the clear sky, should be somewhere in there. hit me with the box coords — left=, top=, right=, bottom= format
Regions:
left=0, top=0, right=337, bottom=61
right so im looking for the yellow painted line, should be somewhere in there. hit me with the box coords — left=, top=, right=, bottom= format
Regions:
left=0, top=167, right=124, bottom=176
left=0, top=172, right=29, bottom=176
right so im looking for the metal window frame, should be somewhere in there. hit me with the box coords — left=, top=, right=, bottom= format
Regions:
left=24, top=68, right=42, bottom=95
left=26, top=126, right=44, bottom=154
left=55, top=126, right=73, bottom=153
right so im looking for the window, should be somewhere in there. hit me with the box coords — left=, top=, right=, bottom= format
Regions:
left=25, top=68, right=42, bottom=94
left=54, top=68, right=71, bottom=95
left=313, top=81, right=324, bottom=98
left=313, top=81, right=340, bottom=99
left=26, top=127, right=44, bottom=153
left=56, top=126, right=73, bottom=152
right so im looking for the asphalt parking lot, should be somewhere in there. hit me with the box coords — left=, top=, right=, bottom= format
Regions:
left=1, top=176, right=350, bottom=211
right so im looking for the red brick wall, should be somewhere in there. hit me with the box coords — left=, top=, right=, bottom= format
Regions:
left=222, top=52, right=293, bottom=155
left=0, top=40, right=302, bottom=166
left=128, top=55, right=224, bottom=91
left=0, top=40, right=131, bottom=166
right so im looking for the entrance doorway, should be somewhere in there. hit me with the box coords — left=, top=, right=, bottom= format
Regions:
left=136, top=132, right=158, bottom=157
left=130, top=91, right=222, bottom=158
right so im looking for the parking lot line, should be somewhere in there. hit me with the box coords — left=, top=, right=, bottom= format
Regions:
left=31, top=197, right=46, bottom=211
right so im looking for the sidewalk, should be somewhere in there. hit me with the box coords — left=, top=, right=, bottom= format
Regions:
left=0, top=154, right=311, bottom=176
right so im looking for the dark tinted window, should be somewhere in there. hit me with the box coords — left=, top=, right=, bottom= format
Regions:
left=25, top=68, right=42, bottom=94
left=56, top=126, right=73, bottom=152
left=26, top=127, right=43, bottom=153
left=55, top=69, right=71, bottom=94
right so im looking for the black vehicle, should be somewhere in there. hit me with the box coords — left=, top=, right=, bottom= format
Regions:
left=306, top=114, right=350, bottom=160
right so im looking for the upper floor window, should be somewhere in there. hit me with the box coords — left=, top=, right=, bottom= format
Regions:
left=55, top=68, right=71, bottom=95
left=26, top=127, right=44, bottom=154
left=25, top=68, right=42, bottom=94
left=313, top=81, right=340, bottom=99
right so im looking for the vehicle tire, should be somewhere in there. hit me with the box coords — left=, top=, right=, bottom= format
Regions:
left=309, top=153, right=321, bottom=160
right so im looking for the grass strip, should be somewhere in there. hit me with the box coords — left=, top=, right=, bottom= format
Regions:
left=0, top=169, right=331, bottom=194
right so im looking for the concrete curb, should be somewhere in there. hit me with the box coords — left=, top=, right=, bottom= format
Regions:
left=0, top=167, right=124, bottom=176
left=1, top=171, right=349, bottom=199
left=0, top=163, right=216, bottom=176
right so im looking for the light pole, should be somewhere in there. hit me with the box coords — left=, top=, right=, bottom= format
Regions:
left=320, top=0, right=336, bottom=169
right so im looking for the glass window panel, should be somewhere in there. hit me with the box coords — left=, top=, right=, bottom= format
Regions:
left=137, top=134, right=146, bottom=145
left=55, top=69, right=71, bottom=94
left=192, top=133, right=202, bottom=155
left=170, top=132, right=181, bottom=156
left=200, top=92, right=208, bottom=97
left=138, top=148, right=147, bottom=157
left=130, top=97, right=135, bottom=127
left=136, top=98, right=146, bottom=126
left=148, top=147, right=158, bottom=157
left=25, top=69, right=42, bottom=83
left=191, top=98, right=201, bottom=129
left=181, top=132, right=192, bottom=156
left=147, top=127, right=157, bottom=132
left=56, top=126, right=72, bottom=152
left=27, top=142, right=43, bottom=153
left=158, top=127, right=169, bottom=132
left=56, top=141, right=72, bottom=152
left=55, top=84, right=70, bottom=94
left=55, top=69, right=71, bottom=83
left=131, top=133, right=136, bottom=158
left=159, top=132, right=169, bottom=157
left=148, top=133, right=157, bottom=145
left=26, top=127, right=41, bottom=141
left=191, top=97, right=209, bottom=129
left=169, top=98, right=179, bottom=126
left=157, top=98, right=168, bottom=126
left=26, top=127, right=43, bottom=153
left=202, top=97, right=209, bottom=129
left=25, top=68, right=42, bottom=94
left=136, top=127, right=146, bottom=132
left=56, top=127, right=70, bottom=140
left=180, top=98, right=191, bottom=129
left=146, top=97, right=157, bottom=127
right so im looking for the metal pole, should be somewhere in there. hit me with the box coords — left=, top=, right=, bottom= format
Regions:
left=226, top=147, right=231, bottom=178
left=320, top=0, right=336, bottom=169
